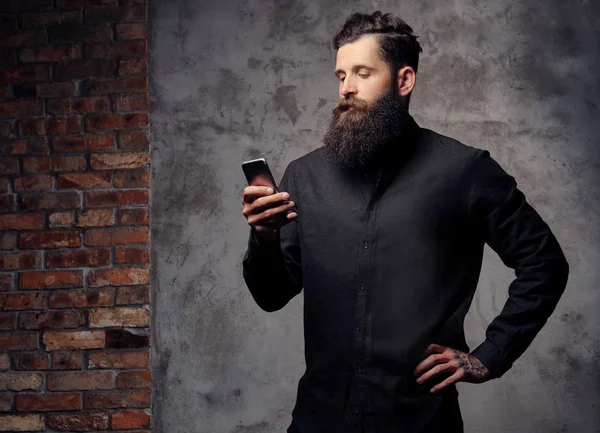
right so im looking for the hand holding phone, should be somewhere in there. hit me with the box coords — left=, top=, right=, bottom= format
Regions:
left=241, top=158, right=298, bottom=243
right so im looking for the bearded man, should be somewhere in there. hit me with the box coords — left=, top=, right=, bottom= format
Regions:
left=241, top=11, right=569, bottom=433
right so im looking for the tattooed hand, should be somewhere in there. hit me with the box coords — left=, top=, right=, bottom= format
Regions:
left=413, top=344, right=490, bottom=393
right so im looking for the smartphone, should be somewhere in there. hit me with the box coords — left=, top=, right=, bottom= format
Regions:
left=242, top=158, right=279, bottom=190
left=242, top=157, right=298, bottom=217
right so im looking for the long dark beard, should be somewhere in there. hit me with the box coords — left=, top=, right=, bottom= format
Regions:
left=322, top=88, right=410, bottom=173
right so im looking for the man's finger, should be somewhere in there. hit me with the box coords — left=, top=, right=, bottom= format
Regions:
left=416, top=361, right=456, bottom=384
left=430, top=369, right=464, bottom=394
left=243, top=186, right=276, bottom=203
left=423, top=343, right=446, bottom=356
left=414, top=353, right=446, bottom=376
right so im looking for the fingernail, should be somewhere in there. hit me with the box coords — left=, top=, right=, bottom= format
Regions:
left=266, top=188, right=274, bottom=194
left=416, top=379, right=422, bottom=384
left=282, top=192, right=289, bottom=200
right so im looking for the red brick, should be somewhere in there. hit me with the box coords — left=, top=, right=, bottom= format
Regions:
left=0, top=121, right=14, bottom=138
left=0, top=252, right=41, bottom=270
left=115, top=248, right=149, bottom=265
left=0, top=0, right=53, bottom=12
left=22, top=156, right=49, bottom=173
left=85, top=113, right=148, bottom=132
left=53, top=155, right=87, bottom=172
left=47, top=411, right=109, bottom=430
left=0, top=293, right=45, bottom=310
left=19, top=270, right=83, bottom=290
left=48, top=211, right=74, bottom=228
left=91, top=151, right=149, bottom=170
left=112, top=409, right=150, bottom=429
left=118, top=58, right=146, bottom=76
left=11, top=82, right=36, bottom=99
left=85, top=390, right=150, bottom=409
left=19, top=191, right=81, bottom=210
left=84, top=40, right=146, bottom=59
left=0, top=312, right=17, bottom=330
left=16, top=392, right=81, bottom=411
left=85, top=190, right=148, bottom=207
left=48, top=24, right=112, bottom=44
left=0, top=29, right=45, bottom=47
left=19, top=10, right=79, bottom=28
left=36, top=82, right=76, bottom=98
left=5, top=137, right=49, bottom=155
left=119, top=131, right=148, bottom=149
left=116, top=286, right=150, bottom=305
left=105, top=328, right=148, bottom=349
left=57, top=0, right=117, bottom=6
left=0, top=392, right=11, bottom=410
left=19, top=45, right=80, bottom=63
left=0, top=233, right=16, bottom=250
left=58, top=172, right=112, bottom=189
left=89, top=350, right=148, bottom=369
left=0, top=331, right=38, bottom=350
left=51, top=351, right=83, bottom=369
left=0, top=194, right=14, bottom=212
left=0, top=157, right=19, bottom=174
left=76, top=209, right=114, bottom=227
left=14, top=175, right=53, bottom=192
left=0, top=213, right=44, bottom=230
left=48, top=371, right=114, bottom=391
left=44, top=330, right=105, bottom=350
left=18, top=231, right=81, bottom=250
left=0, top=86, right=11, bottom=101
left=48, top=97, right=110, bottom=115
left=117, top=370, right=150, bottom=389
left=53, top=134, right=115, bottom=152
left=46, top=249, right=110, bottom=268
left=113, top=93, right=148, bottom=112
left=0, top=274, right=13, bottom=291
left=84, top=77, right=147, bottom=96
left=85, top=227, right=148, bottom=246
left=0, top=354, right=9, bottom=371
left=0, top=179, right=8, bottom=194
left=12, top=352, right=50, bottom=370
left=88, top=267, right=149, bottom=287
left=83, top=5, right=145, bottom=24
left=0, top=65, right=50, bottom=84
left=19, top=117, right=81, bottom=136
left=0, top=99, right=43, bottom=118
left=19, top=310, right=85, bottom=330
left=54, top=59, right=116, bottom=81
left=0, top=373, right=43, bottom=391
left=49, top=288, right=114, bottom=309
left=116, top=23, right=146, bottom=40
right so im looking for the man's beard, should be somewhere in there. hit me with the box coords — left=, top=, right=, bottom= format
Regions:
left=323, top=87, right=410, bottom=173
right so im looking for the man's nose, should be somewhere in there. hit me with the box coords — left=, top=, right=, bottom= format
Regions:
left=340, top=77, right=357, bottom=98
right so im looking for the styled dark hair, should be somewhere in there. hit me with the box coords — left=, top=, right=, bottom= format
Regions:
left=333, top=11, right=423, bottom=74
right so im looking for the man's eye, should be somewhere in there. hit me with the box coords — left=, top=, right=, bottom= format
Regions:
left=358, top=74, right=369, bottom=78
left=338, top=76, right=345, bottom=82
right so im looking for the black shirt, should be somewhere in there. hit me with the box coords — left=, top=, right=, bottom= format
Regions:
left=242, top=115, right=569, bottom=433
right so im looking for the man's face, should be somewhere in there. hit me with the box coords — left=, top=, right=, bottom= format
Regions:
left=323, top=34, right=410, bottom=172
left=335, top=34, right=393, bottom=104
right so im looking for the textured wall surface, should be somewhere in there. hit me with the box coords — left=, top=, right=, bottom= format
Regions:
left=149, top=0, right=599, bottom=432
left=0, top=0, right=151, bottom=431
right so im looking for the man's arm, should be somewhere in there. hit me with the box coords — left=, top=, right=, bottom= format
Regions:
left=242, top=162, right=303, bottom=312
left=465, top=149, right=569, bottom=378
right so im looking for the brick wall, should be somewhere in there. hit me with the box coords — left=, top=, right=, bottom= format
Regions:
left=0, top=0, right=151, bottom=431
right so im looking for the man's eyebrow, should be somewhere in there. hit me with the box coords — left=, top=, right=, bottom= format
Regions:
left=335, top=65, right=376, bottom=76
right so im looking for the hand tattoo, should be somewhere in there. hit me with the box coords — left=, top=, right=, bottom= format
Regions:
left=452, top=349, right=489, bottom=383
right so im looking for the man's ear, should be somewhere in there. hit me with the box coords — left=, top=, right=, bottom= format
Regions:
left=397, top=66, right=416, bottom=98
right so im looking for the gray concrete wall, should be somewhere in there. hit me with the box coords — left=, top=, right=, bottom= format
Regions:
left=148, top=0, right=600, bottom=432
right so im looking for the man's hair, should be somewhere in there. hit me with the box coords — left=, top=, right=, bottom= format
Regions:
left=333, top=11, right=423, bottom=74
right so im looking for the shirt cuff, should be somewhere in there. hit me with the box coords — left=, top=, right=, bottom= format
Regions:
left=470, top=340, right=512, bottom=379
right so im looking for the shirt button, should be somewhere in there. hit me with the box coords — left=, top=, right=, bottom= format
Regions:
left=356, top=325, right=361, bottom=331
left=357, top=366, right=363, bottom=374
left=354, top=409, right=360, bottom=416
left=360, top=284, right=365, bottom=290
left=362, top=242, right=369, bottom=249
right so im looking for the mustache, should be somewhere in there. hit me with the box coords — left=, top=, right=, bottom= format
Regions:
left=333, top=97, right=369, bottom=114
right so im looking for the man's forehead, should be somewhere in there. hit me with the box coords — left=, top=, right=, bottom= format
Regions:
left=335, top=34, right=383, bottom=69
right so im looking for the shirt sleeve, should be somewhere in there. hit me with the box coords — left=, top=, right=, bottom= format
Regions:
left=242, top=161, right=303, bottom=312
left=463, top=150, right=569, bottom=378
